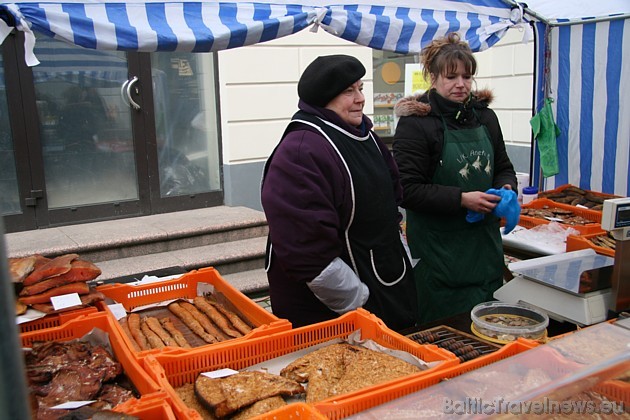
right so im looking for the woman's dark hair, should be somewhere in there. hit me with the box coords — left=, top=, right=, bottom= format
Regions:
left=420, top=32, right=476, bottom=84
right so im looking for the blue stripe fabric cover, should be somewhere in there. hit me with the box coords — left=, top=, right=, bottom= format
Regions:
left=0, top=0, right=515, bottom=55
left=1, top=2, right=316, bottom=52
left=534, top=18, right=630, bottom=197
left=323, top=3, right=507, bottom=53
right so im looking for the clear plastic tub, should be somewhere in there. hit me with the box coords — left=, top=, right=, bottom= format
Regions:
left=471, top=301, right=549, bottom=344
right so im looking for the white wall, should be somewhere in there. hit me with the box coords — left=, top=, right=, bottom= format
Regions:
left=219, top=28, right=534, bottom=167
left=217, top=29, right=371, bottom=168
left=218, top=28, right=535, bottom=210
left=475, top=30, right=535, bottom=148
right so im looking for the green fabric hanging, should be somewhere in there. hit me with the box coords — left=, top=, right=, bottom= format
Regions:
left=530, top=98, right=561, bottom=178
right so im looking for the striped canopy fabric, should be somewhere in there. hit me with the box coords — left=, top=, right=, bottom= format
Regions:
left=0, top=0, right=523, bottom=66
left=532, top=18, right=630, bottom=197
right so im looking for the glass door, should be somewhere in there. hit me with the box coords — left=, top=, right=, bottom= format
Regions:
left=33, top=36, right=140, bottom=210
left=2, top=32, right=224, bottom=232
left=150, top=52, right=222, bottom=205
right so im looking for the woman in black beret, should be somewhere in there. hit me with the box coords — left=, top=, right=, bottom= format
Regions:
left=261, top=54, right=417, bottom=331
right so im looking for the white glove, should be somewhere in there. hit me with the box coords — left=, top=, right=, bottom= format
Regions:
left=307, top=257, right=369, bottom=314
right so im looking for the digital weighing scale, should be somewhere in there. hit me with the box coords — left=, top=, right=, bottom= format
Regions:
left=495, top=197, right=630, bottom=326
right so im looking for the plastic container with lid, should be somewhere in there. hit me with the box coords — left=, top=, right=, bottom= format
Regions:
left=470, top=301, right=549, bottom=344
left=522, top=186, right=539, bottom=204
left=515, top=172, right=530, bottom=204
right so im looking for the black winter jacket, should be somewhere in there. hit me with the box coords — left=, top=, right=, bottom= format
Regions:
left=393, top=88, right=517, bottom=215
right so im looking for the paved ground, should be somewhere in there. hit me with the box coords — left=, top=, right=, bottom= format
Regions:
left=250, top=294, right=272, bottom=313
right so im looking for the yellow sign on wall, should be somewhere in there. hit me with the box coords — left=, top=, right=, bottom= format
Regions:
left=404, top=64, right=430, bottom=96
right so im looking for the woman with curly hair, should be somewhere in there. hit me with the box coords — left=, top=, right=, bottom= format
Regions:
left=393, top=33, right=517, bottom=323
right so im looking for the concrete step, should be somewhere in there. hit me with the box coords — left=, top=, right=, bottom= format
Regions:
left=94, top=236, right=267, bottom=283
left=5, top=206, right=270, bottom=294
left=222, top=268, right=269, bottom=296
left=6, top=206, right=268, bottom=263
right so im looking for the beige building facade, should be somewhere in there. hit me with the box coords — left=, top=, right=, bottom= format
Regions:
left=218, top=28, right=535, bottom=210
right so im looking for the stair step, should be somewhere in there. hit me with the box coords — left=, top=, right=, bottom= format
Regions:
left=222, top=268, right=269, bottom=296
left=95, top=236, right=267, bottom=283
left=5, top=206, right=270, bottom=294
left=5, top=206, right=268, bottom=262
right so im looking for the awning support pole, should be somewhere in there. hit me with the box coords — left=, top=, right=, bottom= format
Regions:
left=0, top=217, right=32, bottom=420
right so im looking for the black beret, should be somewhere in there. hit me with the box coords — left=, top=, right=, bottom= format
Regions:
left=298, top=55, right=366, bottom=107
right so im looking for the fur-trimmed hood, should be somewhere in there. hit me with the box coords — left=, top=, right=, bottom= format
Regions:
left=394, top=89, right=494, bottom=118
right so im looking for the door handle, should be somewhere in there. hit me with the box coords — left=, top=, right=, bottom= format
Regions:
left=120, top=78, right=130, bottom=107
left=126, top=76, right=141, bottom=111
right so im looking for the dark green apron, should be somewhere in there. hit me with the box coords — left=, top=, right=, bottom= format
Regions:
left=407, top=116, right=504, bottom=324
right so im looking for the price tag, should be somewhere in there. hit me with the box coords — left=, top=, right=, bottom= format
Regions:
left=50, top=293, right=82, bottom=311
left=108, top=303, right=128, bottom=320
left=51, top=401, right=96, bottom=409
left=201, top=368, right=238, bottom=379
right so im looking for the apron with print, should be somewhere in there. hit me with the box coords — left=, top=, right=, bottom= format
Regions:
left=407, top=117, right=504, bottom=323
left=266, top=111, right=417, bottom=331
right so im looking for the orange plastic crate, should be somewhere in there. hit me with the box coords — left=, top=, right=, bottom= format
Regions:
left=113, top=391, right=178, bottom=420
left=520, top=198, right=603, bottom=234
left=95, top=266, right=291, bottom=359
left=142, top=308, right=457, bottom=420
left=540, top=183, right=620, bottom=205
left=20, top=312, right=161, bottom=398
left=313, top=338, right=538, bottom=419
left=595, top=380, right=630, bottom=407
left=566, top=232, right=616, bottom=257
left=256, top=402, right=328, bottom=420
left=19, top=306, right=99, bottom=333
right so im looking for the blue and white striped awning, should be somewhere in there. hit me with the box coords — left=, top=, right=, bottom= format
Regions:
left=532, top=18, right=630, bottom=197
left=0, top=0, right=526, bottom=66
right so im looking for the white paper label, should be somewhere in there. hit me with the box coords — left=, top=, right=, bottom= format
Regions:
left=201, top=368, right=238, bottom=379
left=51, top=401, right=96, bottom=409
left=108, top=303, right=128, bottom=320
left=50, top=293, right=82, bottom=310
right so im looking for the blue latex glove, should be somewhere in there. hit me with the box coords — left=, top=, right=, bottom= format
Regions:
left=466, top=188, right=521, bottom=234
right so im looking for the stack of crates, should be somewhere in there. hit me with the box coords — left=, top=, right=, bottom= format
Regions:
left=20, top=312, right=177, bottom=419
left=17, top=265, right=560, bottom=419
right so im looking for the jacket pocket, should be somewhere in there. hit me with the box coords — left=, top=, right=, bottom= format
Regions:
left=369, top=244, right=407, bottom=286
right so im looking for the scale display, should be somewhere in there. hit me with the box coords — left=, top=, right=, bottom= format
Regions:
left=615, top=205, right=630, bottom=228
left=510, top=251, right=614, bottom=295
left=602, top=198, right=630, bottom=231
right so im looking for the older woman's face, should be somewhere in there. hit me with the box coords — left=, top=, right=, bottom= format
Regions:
left=431, top=60, right=472, bottom=103
left=325, top=80, right=365, bottom=126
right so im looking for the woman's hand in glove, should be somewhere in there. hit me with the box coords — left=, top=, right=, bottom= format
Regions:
left=461, top=190, right=501, bottom=214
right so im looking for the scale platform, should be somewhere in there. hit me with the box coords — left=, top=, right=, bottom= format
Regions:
left=495, top=249, right=615, bottom=326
